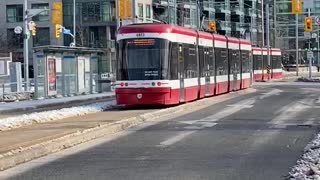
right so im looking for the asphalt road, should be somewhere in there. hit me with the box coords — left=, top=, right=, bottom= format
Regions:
left=2, top=82, right=320, bottom=180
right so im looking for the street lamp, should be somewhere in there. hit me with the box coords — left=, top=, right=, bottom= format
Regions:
left=73, top=0, right=76, bottom=47
left=23, top=0, right=50, bottom=91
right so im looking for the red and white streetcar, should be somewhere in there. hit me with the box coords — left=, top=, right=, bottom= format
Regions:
left=115, top=23, right=281, bottom=106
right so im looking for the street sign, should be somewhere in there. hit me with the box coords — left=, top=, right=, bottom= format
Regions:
left=304, top=0, right=314, bottom=9
left=304, top=32, right=311, bottom=38
left=312, top=33, right=317, bottom=38
left=316, top=16, right=320, bottom=25
left=14, top=26, right=23, bottom=34
left=25, top=31, right=30, bottom=40
left=63, top=29, right=71, bottom=35
left=307, top=51, right=314, bottom=60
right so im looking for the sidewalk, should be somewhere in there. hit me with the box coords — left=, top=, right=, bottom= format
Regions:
left=0, top=92, right=115, bottom=118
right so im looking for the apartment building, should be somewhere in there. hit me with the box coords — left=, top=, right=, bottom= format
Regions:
left=153, top=0, right=266, bottom=47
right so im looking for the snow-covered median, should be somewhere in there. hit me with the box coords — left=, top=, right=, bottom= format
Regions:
left=0, top=100, right=116, bottom=131
left=288, top=133, right=320, bottom=180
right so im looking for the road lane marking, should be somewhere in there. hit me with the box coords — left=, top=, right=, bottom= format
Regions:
left=259, top=88, right=283, bottom=99
left=157, top=98, right=257, bottom=147
left=269, top=96, right=315, bottom=128
left=157, top=131, right=196, bottom=147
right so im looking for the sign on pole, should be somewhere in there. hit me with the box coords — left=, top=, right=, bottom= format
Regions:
left=303, top=0, right=314, bottom=9
left=316, top=16, right=320, bottom=25
left=292, top=0, right=302, bottom=14
left=14, top=26, right=23, bottom=34
left=307, top=51, right=314, bottom=60
left=304, top=32, right=311, bottom=38
left=52, top=2, right=63, bottom=25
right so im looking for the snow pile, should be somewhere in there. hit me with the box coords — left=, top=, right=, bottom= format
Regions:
left=0, top=100, right=116, bottom=131
left=288, top=133, right=320, bottom=180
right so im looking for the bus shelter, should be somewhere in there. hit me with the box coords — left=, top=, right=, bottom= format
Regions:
left=32, top=46, right=113, bottom=99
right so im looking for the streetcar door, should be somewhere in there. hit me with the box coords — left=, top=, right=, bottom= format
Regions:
left=204, top=48, right=210, bottom=96
left=178, top=44, right=185, bottom=102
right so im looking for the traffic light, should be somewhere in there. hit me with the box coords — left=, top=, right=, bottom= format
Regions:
left=31, top=22, right=36, bottom=36
left=209, top=21, right=216, bottom=32
left=55, top=24, right=62, bottom=39
left=305, top=16, right=312, bottom=32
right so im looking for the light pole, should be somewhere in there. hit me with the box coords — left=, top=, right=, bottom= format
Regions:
left=266, top=3, right=271, bottom=80
left=23, top=1, right=50, bottom=91
left=23, top=0, right=29, bottom=91
left=73, top=0, right=76, bottom=47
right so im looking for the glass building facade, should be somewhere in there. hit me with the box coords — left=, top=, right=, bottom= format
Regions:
left=276, top=0, right=320, bottom=65
left=153, top=0, right=266, bottom=47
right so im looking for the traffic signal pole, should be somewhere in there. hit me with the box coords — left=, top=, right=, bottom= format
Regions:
left=296, top=14, right=299, bottom=76
left=23, top=0, right=29, bottom=91
left=73, top=0, right=76, bottom=47
left=266, top=4, right=271, bottom=80
left=308, top=8, right=312, bottom=79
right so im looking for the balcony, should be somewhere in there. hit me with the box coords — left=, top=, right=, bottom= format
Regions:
left=231, top=5, right=245, bottom=15
left=217, top=20, right=232, bottom=31
left=214, top=3, right=231, bottom=14
left=93, top=39, right=115, bottom=49
left=245, top=8, right=257, bottom=17
left=183, top=17, right=197, bottom=28
left=231, top=22, right=246, bottom=32
left=202, top=1, right=215, bottom=11
left=256, top=22, right=262, bottom=32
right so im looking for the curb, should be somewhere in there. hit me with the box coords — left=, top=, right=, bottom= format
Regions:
left=0, top=88, right=256, bottom=171
left=0, top=94, right=115, bottom=115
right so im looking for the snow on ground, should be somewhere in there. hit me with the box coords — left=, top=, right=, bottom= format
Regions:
left=288, top=133, right=320, bottom=180
left=0, top=100, right=116, bottom=131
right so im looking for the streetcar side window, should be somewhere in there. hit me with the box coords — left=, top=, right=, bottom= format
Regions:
left=170, top=42, right=178, bottom=80
left=272, top=55, right=281, bottom=69
left=253, top=54, right=262, bottom=70
left=241, top=51, right=250, bottom=73
left=184, top=44, right=197, bottom=78
left=215, top=48, right=228, bottom=76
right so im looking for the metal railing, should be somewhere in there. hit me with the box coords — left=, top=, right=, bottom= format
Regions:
left=217, top=21, right=232, bottom=31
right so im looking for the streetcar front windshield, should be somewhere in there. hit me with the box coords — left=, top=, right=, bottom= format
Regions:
left=117, top=38, right=169, bottom=80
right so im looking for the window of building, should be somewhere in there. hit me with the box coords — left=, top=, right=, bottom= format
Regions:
left=146, top=4, right=151, bottom=18
left=138, top=3, right=143, bottom=18
left=31, top=3, right=49, bottom=22
left=6, top=5, right=23, bottom=23
left=33, top=28, right=50, bottom=47
left=7, top=29, right=23, bottom=49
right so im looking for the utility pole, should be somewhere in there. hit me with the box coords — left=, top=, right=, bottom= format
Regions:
left=23, top=0, right=29, bottom=91
left=266, top=3, right=271, bottom=80
left=73, top=0, right=76, bottom=47
left=261, top=0, right=265, bottom=47
left=308, top=8, right=312, bottom=78
left=273, top=0, right=277, bottom=48
left=317, top=29, right=320, bottom=68
left=196, top=0, right=200, bottom=30
left=292, top=0, right=302, bottom=76
left=296, top=14, right=299, bottom=76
